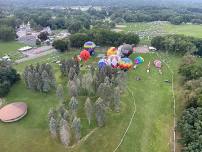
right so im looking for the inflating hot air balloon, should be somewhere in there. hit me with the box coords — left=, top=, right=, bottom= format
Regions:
left=118, top=58, right=133, bottom=70
left=80, top=50, right=90, bottom=62
left=107, top=47, right=117, bottom=56
left=117, top=44, right=133, bottom=58
left=134, top=56, right=144, bottom=64
left=107, top=55, right=121, bottom=68
left=98, top=59, right=109, bottom=69
left=84, top=41, right=96, bottom=56
left=154, top=60, right=162, bottom=68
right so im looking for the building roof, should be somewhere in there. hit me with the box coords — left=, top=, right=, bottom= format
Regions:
left=18, top=46, right=32, bottom=51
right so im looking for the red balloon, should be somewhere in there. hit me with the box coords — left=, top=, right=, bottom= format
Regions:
left=80, top=50, right=90, bottom=62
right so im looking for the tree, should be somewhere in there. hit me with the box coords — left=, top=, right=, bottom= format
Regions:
left=72, top=117, right=81, bottom=142
left=95, top=97, right=105, bottom=127
left=177, top=107, right=202, bottom=152
left=70, top=33, right=90, bottom=48
left=0, top=61, right=20, bottom=97
left=52, top=39, right=69, bottom=52
left=49, top=117, right=58, bottom=138
left=114, top=86, right=121, bottom=112
left=121, top=33, right=140, bottom=45
left=68, top=80, right=78, bottom=97
left=23, top=64, right=55, bottom=93
left=85, top=97, right=93, bottom=125
left=38, top=31, right=49, bottom=41
left=59, top=118, right=71, bottom=147
left=68, top=67, right=76, bottom=81
left=69, top=96, right=78, bottom=118
left=56, top=84, right=64, bottom=103
left=0, top=25, right=15, bottom=41
left=81, top=72, right=94, bottom=95
left=97, top=78, right=113, bottom=107
left=36, top=38, right=42, bottom=46
left=68, top=21, right=83, bottom=33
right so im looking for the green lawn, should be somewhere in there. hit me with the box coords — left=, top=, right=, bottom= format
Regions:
left=115, top=22, right=202, bottom=41
left=0, top=50, right=183, bottom=152
left=164, top=24, right=202, bottom=38
left=0, top=41, right=25, bottom=57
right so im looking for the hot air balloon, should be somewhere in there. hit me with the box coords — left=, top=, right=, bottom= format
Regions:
left=117, top=44, right=133, bottom=58
left=98, top=59, right=109, bottom=69
left=118, top=58, right=133, bottom=70
left=134, top=56, right=144, bottom=64
left=107, top=47, right=117, bottom=56
left=80, top=50, right=90, bottom=62
left=84, top=41, right=96, bottom=56
left=154, top=60, right=162, bottom=68
left=107, top=55, right=121, bottom=68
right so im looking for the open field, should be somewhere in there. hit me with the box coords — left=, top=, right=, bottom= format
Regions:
left=0, top=49, right=185, bottom=152
left=0, top=41, right=25, bottom=59
left=114, top=22, right=202, bottom=43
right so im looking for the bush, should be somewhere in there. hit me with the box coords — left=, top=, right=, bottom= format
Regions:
left=151, top=35, right=197, bottom=55
left=53, top=39, right=69, bottom=52
left=0, top=61, right=20, bottom=97
left=177, top=107, right=202, bottom=152
left=70, top=33, right=90, bottom=48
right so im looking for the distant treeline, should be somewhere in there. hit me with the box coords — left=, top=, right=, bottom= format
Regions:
left=1, top=6, right=202, bottom=41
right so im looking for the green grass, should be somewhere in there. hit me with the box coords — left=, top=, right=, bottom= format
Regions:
left=164, top=24, right=202, bottom=38
left=0, top=41, right=25, bottom=58
left=0, top=50, right=184, bottom=152
left=115, top=22, right=202, bottom=41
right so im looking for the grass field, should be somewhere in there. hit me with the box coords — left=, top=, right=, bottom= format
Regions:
left=0, top=50, right=183, bottom=152
left=0, top=41, right=25, bottom=60
left=115, top=22, right=202, bottom=42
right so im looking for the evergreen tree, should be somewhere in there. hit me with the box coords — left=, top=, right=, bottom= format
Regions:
left=69, top=97, right=79, bottom=119
left=72, top=117, right=81, bottom=142
left=43, top=79, right=51, bottom=93
left=68, top=67, right=76, bottom=81
left=56, top=84, right=64, bottom=103
left=59, top=118, right=71, bottom=146
left=49, top=117, right=58, bottom=138
left=95, top=98, right=105, bottom=127
left=85, top=97, right=93, bottom=125
left=68, top=80, right=78, bottom=97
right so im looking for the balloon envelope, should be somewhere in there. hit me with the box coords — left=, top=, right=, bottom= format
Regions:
left=98, top=59, right=108, bottom=69
left=84, top=41, right=96, bottom=49
left=80, top=50, right=90, bottom=62
left=107, top=47, right=117, bottom=56
left=135, top=56, right=144, bottom=64
left=117, top=44, right=133, bottom=58
left=108, top=55, right=121, bottom=68
left=154, top=60, right=162, bottom=68
left=119, top=58, right=133, bottom=70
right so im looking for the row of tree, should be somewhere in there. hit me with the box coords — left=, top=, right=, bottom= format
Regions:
left=177, top=55, right=202, bottom=151
left=69, top=29, right=140, bottom=48
left=48, top=59, right=126, bottom=146
left=151, top=35, right=202, bottom=55
left=23, top=64, right=56, bottom=93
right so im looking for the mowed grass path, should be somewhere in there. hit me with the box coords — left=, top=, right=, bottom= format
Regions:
left=0, top=51, right=181, bottom=152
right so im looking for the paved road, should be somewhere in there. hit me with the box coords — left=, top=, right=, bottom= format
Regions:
left=15, top=49, right=57, bottom=64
